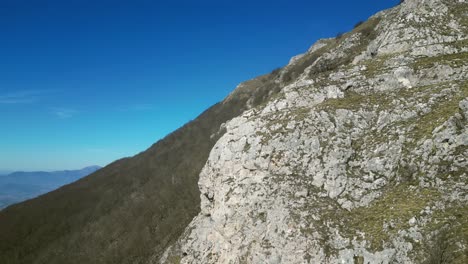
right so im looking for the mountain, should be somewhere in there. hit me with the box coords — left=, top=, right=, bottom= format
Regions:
left=0, top=74, right=276, bottom=263
left=1, top=0, right=467, bottom=263
left=0, top=166, right=101, bottom=209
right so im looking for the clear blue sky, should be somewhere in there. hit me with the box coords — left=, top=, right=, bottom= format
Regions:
left=0, top=0, right=399, bottom=171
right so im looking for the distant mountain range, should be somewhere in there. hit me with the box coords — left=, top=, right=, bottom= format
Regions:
left=0, top=166, right=101, bottom=209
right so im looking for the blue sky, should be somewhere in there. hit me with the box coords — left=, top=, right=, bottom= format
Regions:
left=0, top=0, right=399, bottom=171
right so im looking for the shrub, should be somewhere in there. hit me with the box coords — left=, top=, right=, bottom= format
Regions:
left=271, top=67, right=281, bottom=76
left=354, top=21, right=364, bottom=29
left=423, top=225, right=455, bottom=264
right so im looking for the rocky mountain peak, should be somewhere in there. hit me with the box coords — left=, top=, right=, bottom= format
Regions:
left=158, top=1, right=467, bottom=263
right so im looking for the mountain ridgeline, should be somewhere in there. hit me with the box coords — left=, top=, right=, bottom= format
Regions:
left=0, top=166, right=101, bottom=209
left=1, top=0, right=467, bottom=263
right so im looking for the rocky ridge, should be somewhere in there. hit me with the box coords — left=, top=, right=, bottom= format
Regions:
left=157, top=0, right=468, bottom=263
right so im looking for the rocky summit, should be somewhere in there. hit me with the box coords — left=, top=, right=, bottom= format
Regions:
left=157, top=0, right=467, bottom=263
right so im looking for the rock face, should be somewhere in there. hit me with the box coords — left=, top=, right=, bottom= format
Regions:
left=157, top=0, right=467, bottom=263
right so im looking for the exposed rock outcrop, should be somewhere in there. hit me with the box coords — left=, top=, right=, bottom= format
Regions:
left=158, top=0, right=468, bottom=263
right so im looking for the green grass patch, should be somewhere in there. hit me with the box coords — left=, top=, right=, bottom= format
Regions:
left=420, top=203, right=468, bottom=264
left=450, top=0, right=468, bottom=28
left=166, top=255, right=181, bottom=264
left=413, top=52, right=468, bottom=71
left=316, top=90, right=393, bottom=111
left=448, top=38, right=468, bottom=50
left=343, top=185, right=440, bottom=251
left=406, top=81, right=468, bottom=141
left=256, top=107, right=311, bottom=144
left=361, top=53, right=397, bottom=78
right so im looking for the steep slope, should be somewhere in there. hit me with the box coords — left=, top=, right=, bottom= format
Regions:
left=0, top=72, right=281, bottom=262
left=0, top=166, right=101, bottom=209
left=1, top=0, right=466, bottom=263
left=158, top=0, right=468, bottom=263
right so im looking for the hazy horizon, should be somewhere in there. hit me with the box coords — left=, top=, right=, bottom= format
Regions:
left=0, top=165, right=101, bottom=174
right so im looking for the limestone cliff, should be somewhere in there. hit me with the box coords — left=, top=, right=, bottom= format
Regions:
left=157, top=0, right=467, bottom=263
